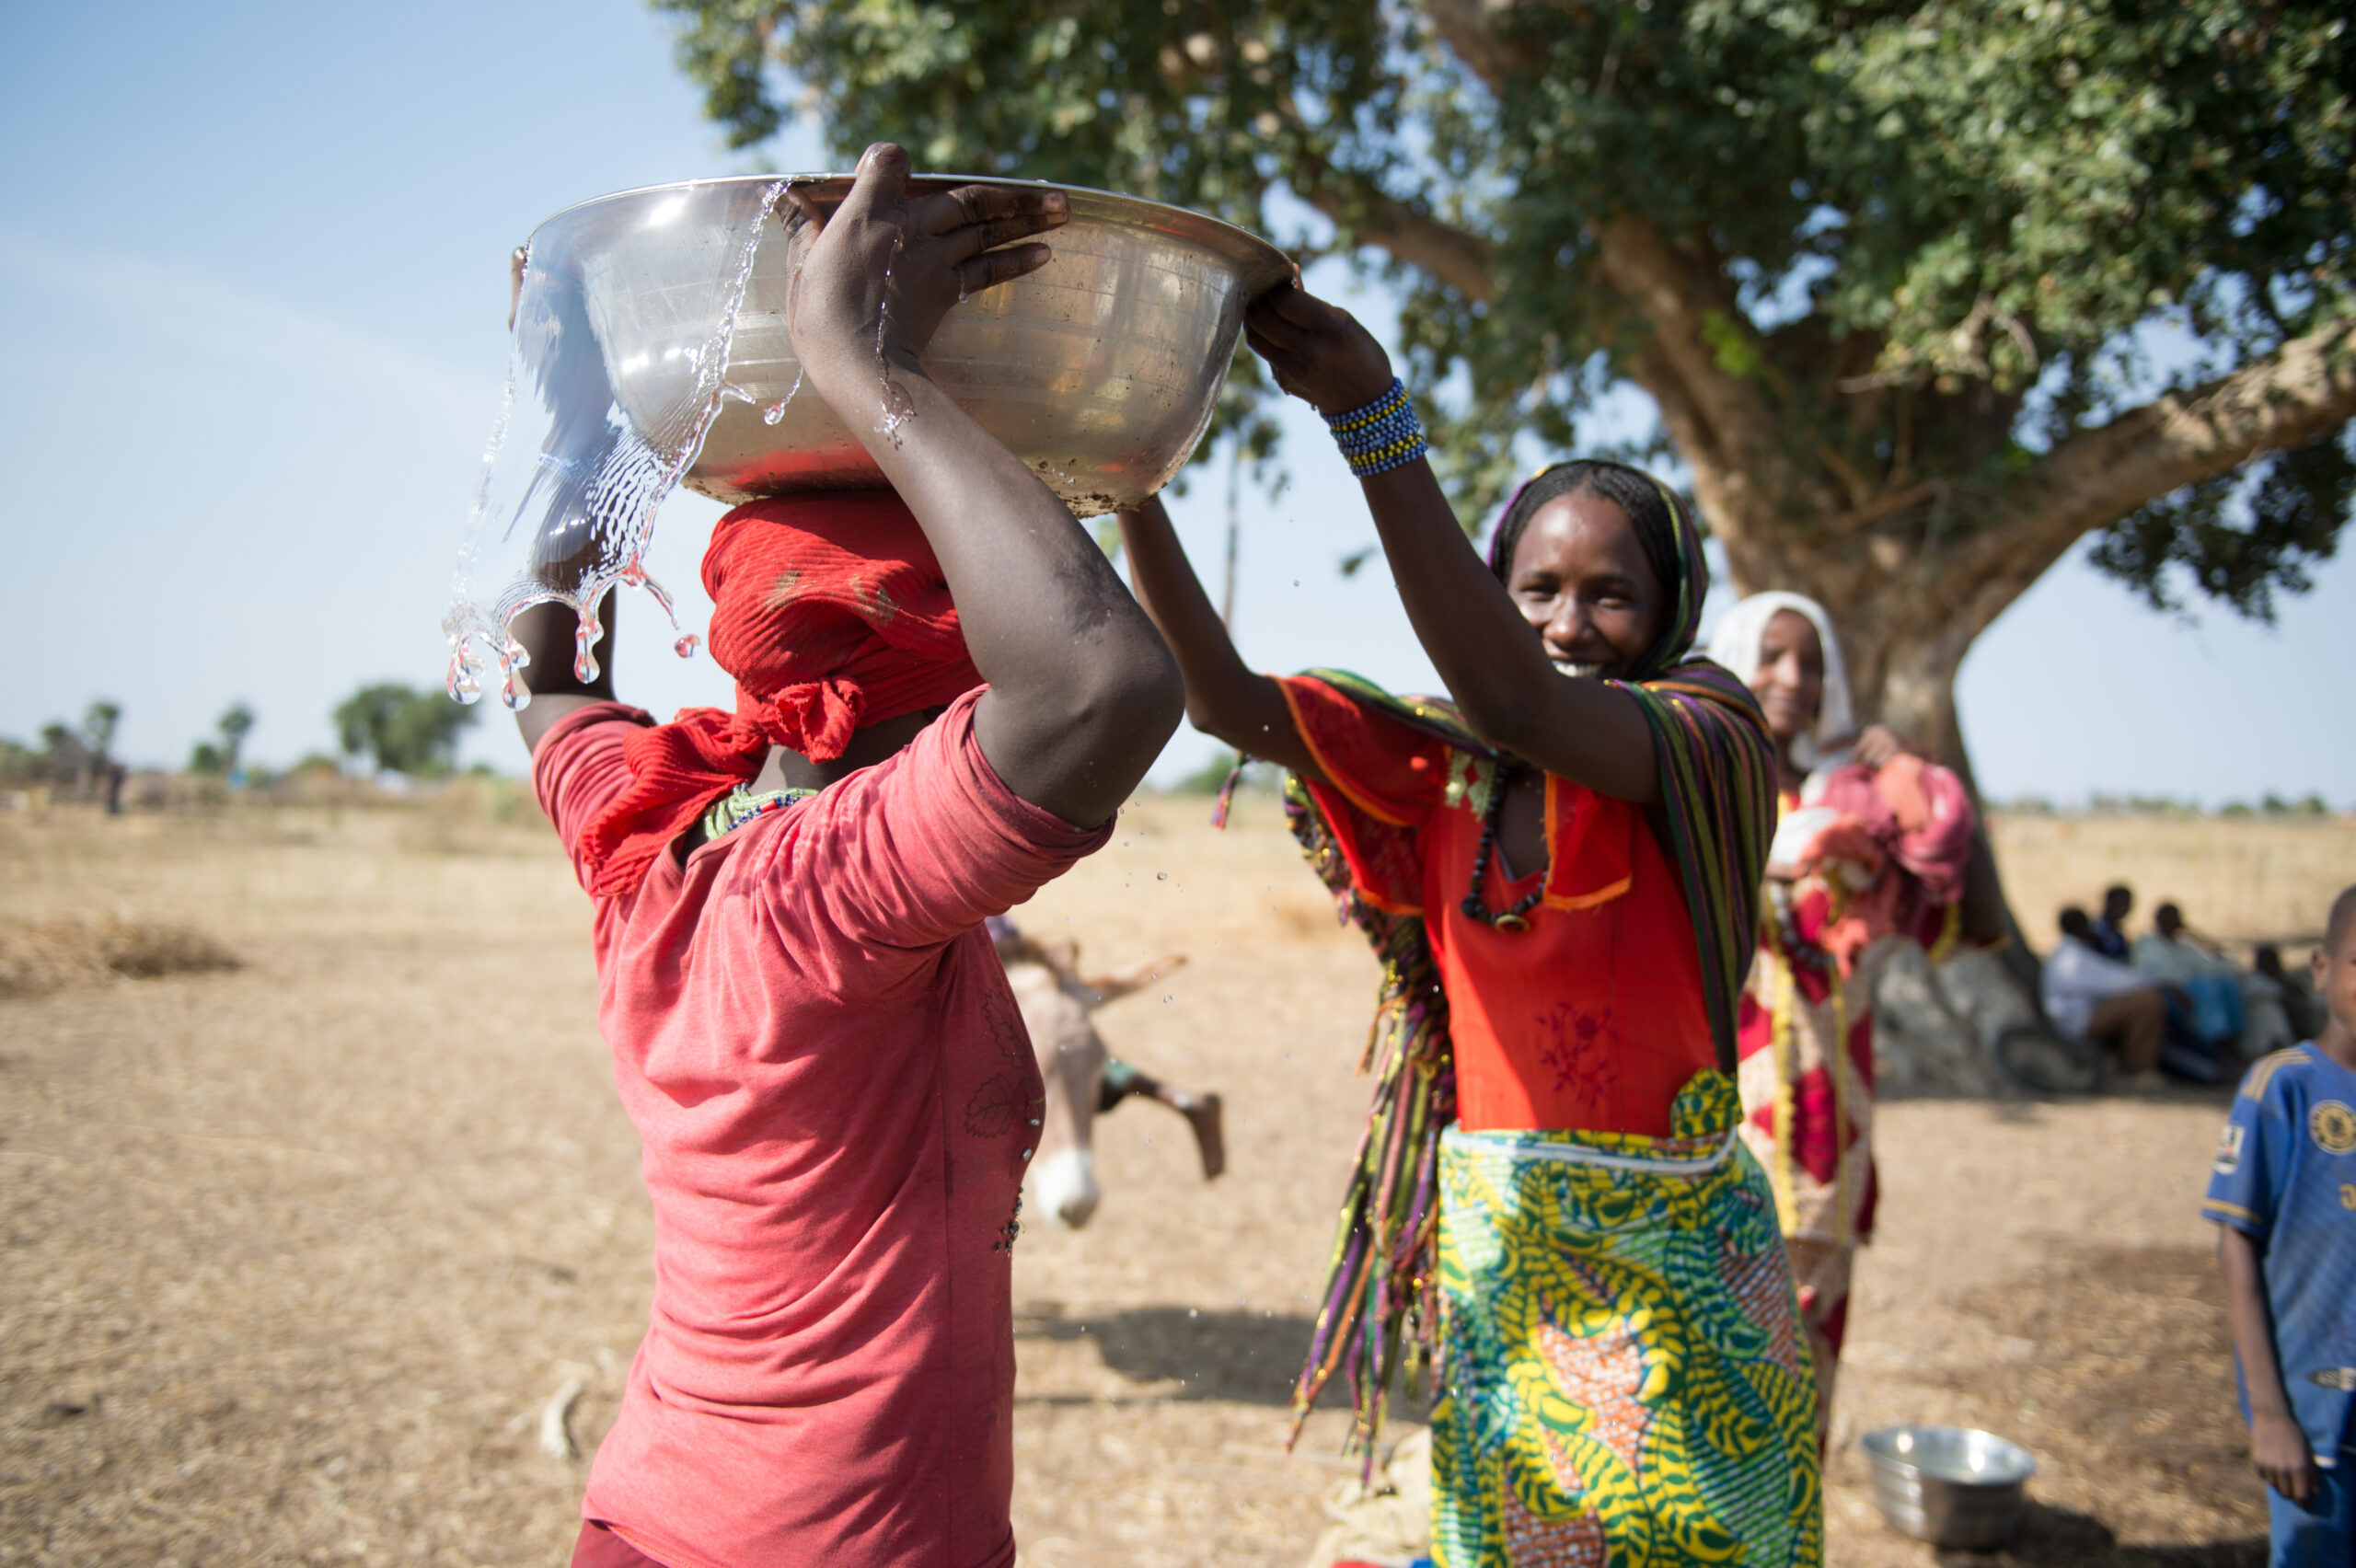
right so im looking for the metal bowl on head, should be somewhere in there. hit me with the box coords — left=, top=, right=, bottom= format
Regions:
left=1860, top=1424, right=2038, bottom=1550
left=541, top=172, right=1296, bottom=518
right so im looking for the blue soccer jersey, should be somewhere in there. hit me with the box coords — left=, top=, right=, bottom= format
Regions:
left=2204, top=1044, right=2356, bottom=1467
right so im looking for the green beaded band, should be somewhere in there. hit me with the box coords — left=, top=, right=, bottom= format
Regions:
left=701, top=784, right=818, bottom=842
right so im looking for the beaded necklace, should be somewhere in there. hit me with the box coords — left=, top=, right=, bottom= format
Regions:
left=700, top=785, right=818, bottom=843
left=1459, top=762, right=1545, bottom=934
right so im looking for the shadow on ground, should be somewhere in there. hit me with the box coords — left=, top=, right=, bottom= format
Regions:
left=1855, top=1239, right=2271, bottom=1564
left=1015, top=1303, right=1318, bottom=1406
left=1924, top=1501, right=2261, bottom=1566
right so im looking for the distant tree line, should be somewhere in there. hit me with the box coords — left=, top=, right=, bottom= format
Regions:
left=0, top=700, right=123, bottom=801
left=1, top=681, right=479, bottom=799
left=1999, top=792, right=2339, bottom=819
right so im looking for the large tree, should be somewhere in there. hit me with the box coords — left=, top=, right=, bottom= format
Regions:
left=657, top=0, right=2353, bottom=777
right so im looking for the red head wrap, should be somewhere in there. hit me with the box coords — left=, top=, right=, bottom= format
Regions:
left=575, top=490, right=981, bottom=897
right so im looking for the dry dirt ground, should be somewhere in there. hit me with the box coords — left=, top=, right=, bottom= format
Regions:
left=1, top=795, right=2350, bottom=1567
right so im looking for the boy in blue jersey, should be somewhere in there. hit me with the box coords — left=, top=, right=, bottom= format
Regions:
left=2206, top=882, right=2356, bottom=1565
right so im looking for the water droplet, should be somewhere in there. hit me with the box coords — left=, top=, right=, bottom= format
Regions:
left=572, top=606, right=604, bottom=684
left=1156, top=872, right=1168, bottom=881
left=499, top=651, right=532, bottom=712
left=761, top=365, right=805, bottom=425
left=1162, top=995, right=1172, bottom=1004
left=446, top=650, right=484, bottom=706
left=1188, top=1309, right=1197, bottom=1319
left=675, top=632, right=701, bottom=659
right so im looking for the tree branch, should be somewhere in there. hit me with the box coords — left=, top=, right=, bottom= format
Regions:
left=1591, top=214, right=1844, bottom=536
left=1293, top=179, right=1496, bottom=303
left=1946, top=317, right=2356, bottom=637
left=1418, top=0, right=1524, bottom=90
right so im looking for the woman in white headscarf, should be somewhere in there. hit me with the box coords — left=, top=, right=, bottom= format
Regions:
left=1706, top=592, right=2001, bottom=1438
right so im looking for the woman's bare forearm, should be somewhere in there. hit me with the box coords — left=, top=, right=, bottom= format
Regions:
left=512, top=592, right=618, bottom=753
left=1355, top=461, right=1657, bottom=801
left=1114, top=501, right=1317, bottom=778
left=1239, top=284, right=1653, bottom=798
left=826, top=369, right=1181, bottom=824
left=781, top=149, right=1180, bottom=825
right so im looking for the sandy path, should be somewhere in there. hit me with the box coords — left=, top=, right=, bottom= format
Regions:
left=0, top=797, right=2298, bottom=1565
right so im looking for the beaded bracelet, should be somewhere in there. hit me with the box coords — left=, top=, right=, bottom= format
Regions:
left=1321, top=378, right=1428, bottom=478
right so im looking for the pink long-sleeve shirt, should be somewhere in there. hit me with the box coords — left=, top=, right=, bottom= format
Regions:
left=534, top=690, right=1107, bottom=1568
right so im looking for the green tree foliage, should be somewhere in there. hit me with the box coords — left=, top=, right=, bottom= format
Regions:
left=215, top=702, right=257, bottom=780
left=80, top=700, right=121, bottom=766
left=332, top=683, right=478, bottom=779
left=655, top=0, right=2355, bottom=760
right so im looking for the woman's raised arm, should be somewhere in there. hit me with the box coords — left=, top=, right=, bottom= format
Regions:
left=1244, top=287, right=1657, bottom=802
left=785, top=144, right=1183, bottom=825
left=1114, top=499, right=1321, bottom=781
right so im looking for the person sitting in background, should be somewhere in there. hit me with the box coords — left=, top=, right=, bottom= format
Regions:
left=2135, top=901, right=2249, bottom=1054
left=2045, top=906, right=2167, bottom=1089
left=2092, top=883, right=2135, bottom=960
left=2255, top=944, right=2323, bottom=1044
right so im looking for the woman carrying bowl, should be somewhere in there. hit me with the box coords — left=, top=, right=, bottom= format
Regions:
left=514, top=144, right=1183, bottom=1568
left=1119, top=292, right=1821, bottom=1563
left=1705, top=594, right=2004, bottom=1441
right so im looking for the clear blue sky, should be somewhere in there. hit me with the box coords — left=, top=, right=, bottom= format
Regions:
left=2, top=0, right=2347, bottom=805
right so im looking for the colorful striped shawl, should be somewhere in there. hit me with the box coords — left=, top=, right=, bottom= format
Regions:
left=1282, top=662, right=1773, bottom=1462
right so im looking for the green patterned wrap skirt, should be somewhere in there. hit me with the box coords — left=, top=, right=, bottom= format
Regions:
left=1431, top=1071, right=1823, bottom=1566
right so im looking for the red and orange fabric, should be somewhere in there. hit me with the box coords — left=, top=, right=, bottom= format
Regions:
left=575, top=491, right=982, bottom=897
left=1277, top=672, right=1717, bottom=1136
left=1735, top=752, right=1977, bottom=1431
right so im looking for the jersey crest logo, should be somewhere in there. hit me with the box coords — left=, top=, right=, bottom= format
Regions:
left=2310, top=1100, right=2356, bottom=1158
left=2212, top=1122, right=2244, bottom=1176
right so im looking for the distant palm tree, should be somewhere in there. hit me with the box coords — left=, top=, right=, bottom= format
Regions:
left=217, top=702, right=256, bottom=782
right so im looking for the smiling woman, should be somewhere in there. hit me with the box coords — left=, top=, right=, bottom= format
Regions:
left=1118, top=274, right=1819, bottom=1560
left=1707, top=588, right=2004, bottom=1443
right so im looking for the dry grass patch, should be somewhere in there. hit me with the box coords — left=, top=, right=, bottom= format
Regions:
left=0, top=917, right=239, bottom=997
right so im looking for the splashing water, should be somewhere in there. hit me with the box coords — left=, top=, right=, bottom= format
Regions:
left=873, top=213, right=916, bottom=436
left=443, top=178, right=791, bottom=707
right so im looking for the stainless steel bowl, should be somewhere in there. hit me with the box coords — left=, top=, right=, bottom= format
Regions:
left=537, top=173, right=1295, bottom=517
left=1860, top=1424, right=2037, bottom=1549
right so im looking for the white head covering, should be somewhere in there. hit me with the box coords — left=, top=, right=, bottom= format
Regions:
left=1705, top=590, right=1854, bottom=768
